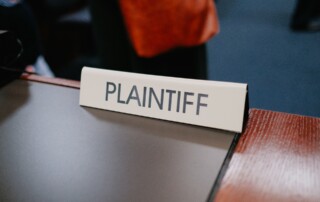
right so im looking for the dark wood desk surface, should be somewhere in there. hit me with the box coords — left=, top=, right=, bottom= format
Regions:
left=21, top=74, right=80, bottom=89
left=14, top=76, right=320, bottom=201
left=214, top=109, right=320, bottom=202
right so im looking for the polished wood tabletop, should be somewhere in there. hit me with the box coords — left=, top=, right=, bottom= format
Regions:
left=214, top=109, right=320, bottom=202
left=21, top=74, right=80, bottom=89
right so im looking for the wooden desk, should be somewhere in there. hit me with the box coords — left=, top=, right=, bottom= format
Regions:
left=0, top=76, right=235, bottom=202
left=3, top=75, right=320, bottom=201
left=214, top=109, right=320, bottom=202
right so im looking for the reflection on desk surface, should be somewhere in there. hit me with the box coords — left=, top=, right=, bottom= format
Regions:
left=0, top=80, right=235, bottom=202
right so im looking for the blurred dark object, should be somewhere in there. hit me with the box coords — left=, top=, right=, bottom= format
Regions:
left=27, top=0, right=97, bottom=80
left=0, top=2, right=40, bottom=69
left=89, top=0, right=207, bottom=80
left=290, top=0, right=320, bottom=31
left=0, top=30, right=24, bottom=87
left=27, top=0, right=87, bottom=21
left=0, top=31, right=21, bottom=67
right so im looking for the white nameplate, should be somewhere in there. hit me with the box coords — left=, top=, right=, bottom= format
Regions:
left=80, top=67, right=248, bottom=132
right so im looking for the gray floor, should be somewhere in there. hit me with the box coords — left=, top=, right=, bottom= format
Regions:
left=208, top=0, right=320, bottom=117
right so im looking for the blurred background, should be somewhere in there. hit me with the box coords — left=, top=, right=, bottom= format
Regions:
left=2, top=0, right=319, bottom=117
left=208, top=1, right=320, bottom=118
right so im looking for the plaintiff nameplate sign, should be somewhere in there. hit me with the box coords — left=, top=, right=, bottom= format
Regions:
left=80, top=67, right=248, bottom=132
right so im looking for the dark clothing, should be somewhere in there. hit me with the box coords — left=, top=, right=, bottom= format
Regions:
left=89, top=0, right=207, bottom=79
left=291, top=0, right=320, bottom=31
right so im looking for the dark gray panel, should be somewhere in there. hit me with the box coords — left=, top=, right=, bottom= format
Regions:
left=0, top=80, right=235, bottom=202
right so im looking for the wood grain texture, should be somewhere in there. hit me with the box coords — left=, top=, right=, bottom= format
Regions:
left=214, top=109, right=320, bottom=202
left=21, top=74, right=80, bottom=89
